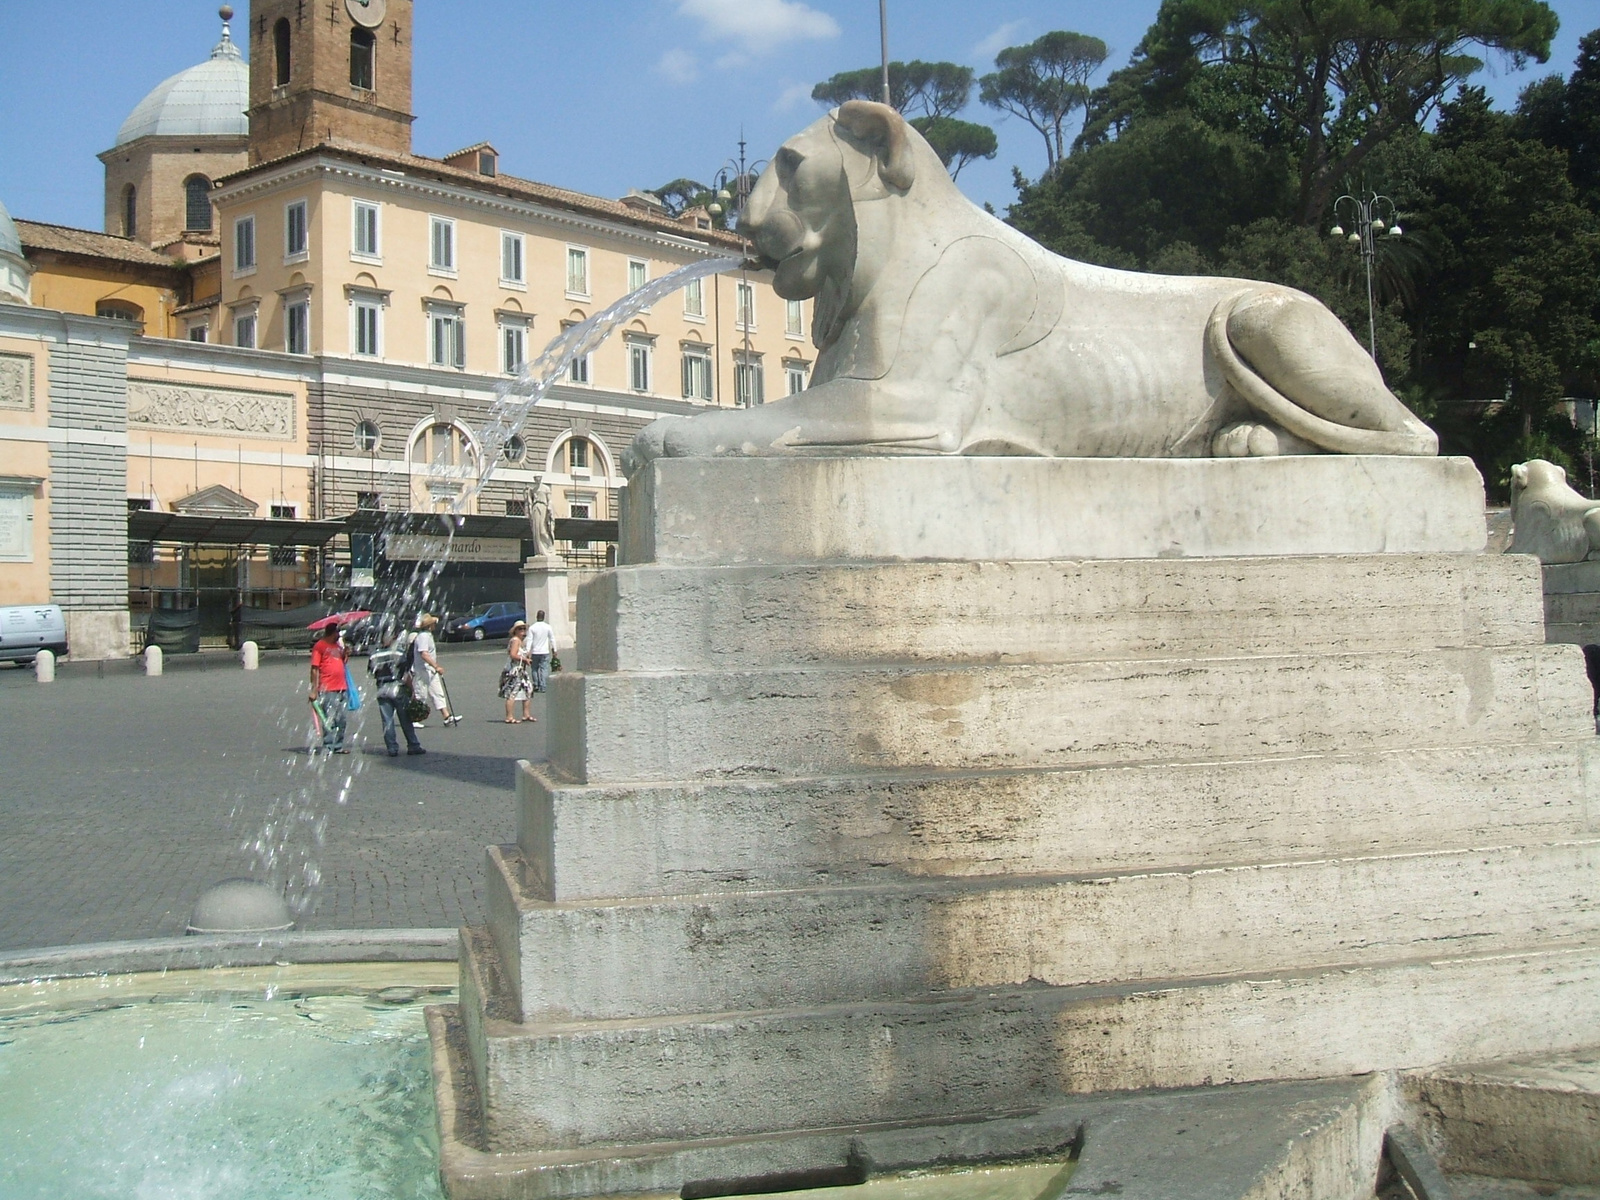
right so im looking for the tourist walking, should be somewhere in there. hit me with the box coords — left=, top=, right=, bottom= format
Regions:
left=500, top=619, right=535, bottom=723
left=412, top=614, right=461, bottom=727
left=308, top=623, right=351, bottom=753
left=527, top=609, right=555, bottom=694
left=369, top=623, right=424, bottom=756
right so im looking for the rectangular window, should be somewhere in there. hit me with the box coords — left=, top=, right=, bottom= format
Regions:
left=682, top=347, right=712, bottom=401
left=568, top=439, right=589, bottom=471
left=566, top=246, right=589, bottom=296
left=187, top=324, right=208, bottom=343
left=786, top=298, right=804, bottom=338
left=500, top=231, right=525, bottom=285
left=736, top=281, right=756, bottom=330
left=286, top=300, right=310, bottom=355
left=352, top=200, right=380, bottom=259
left=0, top=486, right=35, bottom=562
left=787, top=363, right=808, bottom=395
left=285, top=200, right=308, bottom=259
left=563, top=321, right=589, bottom=383
left=353, top=298, right=381, bottom=356
left=568, top=491, right=594, bottom=548
left=505, top=499, right=527, bottom=516
left=736, top=358, right=765, bottom=407
left=501, top=321, right=527, bottom=374
left=683, top=276, right=704, bottom=318
left=356, top=491, right=382, bottom=511
left=628, top=259, right=648, bottom=293
left=269, top=503, right=298, bottom=565
left=428, top=306, right=464, bottom=368
left=234, top=215, right=256, bottom=272
left=628, top=340, right=652, bottom=393
left=430, top=216, right=456, bottom=273
left=234, top=311, right=257, bottom=348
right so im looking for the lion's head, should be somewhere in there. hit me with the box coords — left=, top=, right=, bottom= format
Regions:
left=740, top=101, right=933, bottom=305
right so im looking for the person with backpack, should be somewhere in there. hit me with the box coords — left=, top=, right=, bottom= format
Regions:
left=369, top=622, right=425, bottom=756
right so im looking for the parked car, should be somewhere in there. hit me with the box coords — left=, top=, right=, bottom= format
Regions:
left=443, top=602, right=525, bottom=642
left=0, top=604, right=68, bottom=665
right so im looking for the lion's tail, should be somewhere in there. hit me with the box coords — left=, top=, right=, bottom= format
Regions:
left=1205, top=292, right=1434, bottom=456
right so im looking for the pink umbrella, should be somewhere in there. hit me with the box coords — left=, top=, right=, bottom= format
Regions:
left=305, top=610, right=373, bottom=631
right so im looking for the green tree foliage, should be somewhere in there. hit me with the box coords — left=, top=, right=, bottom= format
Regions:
left=1080, top=0, right=1558, bottom=225
left=910, top=116, right=998, bottom=178
left=812, top=61, right=976, bottom=120
left=649, top=178, right=712, bottom=216
left=978, top=32, right=1109, bottom=169
left=812, top=60, right=998, bottom=181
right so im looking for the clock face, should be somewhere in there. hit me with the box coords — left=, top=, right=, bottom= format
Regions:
left=346, top=0, right=387, bottom=29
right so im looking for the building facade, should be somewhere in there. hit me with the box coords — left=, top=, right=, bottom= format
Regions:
left=0, top=2, right=809, bottom=657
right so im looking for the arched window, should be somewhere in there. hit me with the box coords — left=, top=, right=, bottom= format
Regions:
left=184, top=176, right=213, bottom=232
left=121, top=185, right=137, bottom=238
left=409, top=421, right=481, bottom=512
left=273, top=18, right=292, bottom=86
left=350, top=28, right=375, bottom=90
left=353, top=419, right=381, bottom=452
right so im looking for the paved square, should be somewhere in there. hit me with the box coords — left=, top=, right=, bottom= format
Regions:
left=0, top=646, right=542, bottom=951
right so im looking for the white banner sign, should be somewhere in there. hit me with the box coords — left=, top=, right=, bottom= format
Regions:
left=383, top=534, right=522, bottom=564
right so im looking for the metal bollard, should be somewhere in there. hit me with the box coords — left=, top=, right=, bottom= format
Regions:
left=144, top=644, right=163, bottom=676
left=241, top=640, right=259, bottom=670
left=34, top=650, right=55, bottom=683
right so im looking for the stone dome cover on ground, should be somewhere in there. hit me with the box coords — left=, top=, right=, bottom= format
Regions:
left=113, top=22, right=247, bottom=147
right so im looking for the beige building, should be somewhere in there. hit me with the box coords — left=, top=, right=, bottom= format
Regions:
left=0, top=1, right=809, bottom=657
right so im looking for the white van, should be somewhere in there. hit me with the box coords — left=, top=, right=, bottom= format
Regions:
left=0, top=604, right=68, bottom=664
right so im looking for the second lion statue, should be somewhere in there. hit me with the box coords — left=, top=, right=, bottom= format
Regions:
left=625, top=101, right=1437, bottom=471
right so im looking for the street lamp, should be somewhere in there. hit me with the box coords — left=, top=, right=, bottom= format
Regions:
left=1330, top=190, right=1404, bottom=362
left=706, top=136, right=768, bottom=407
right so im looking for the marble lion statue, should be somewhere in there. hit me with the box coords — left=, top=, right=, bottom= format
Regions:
left=625, top=101, right=1437, bottom=471
left=1508, top=459, right=1600, bottom=564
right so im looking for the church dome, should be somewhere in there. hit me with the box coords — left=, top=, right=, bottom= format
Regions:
left=0, top=195, right=32, bottom=306
left=114, top=14, right=248, bottom=147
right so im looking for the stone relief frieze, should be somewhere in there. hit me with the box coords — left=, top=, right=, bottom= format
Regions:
left=127, top=380, right=296, bottom=440
left=0, top=353, right=33, bottom=411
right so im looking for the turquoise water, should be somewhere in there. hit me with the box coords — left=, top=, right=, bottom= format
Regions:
left=0, top=969, right=449, bottom=1200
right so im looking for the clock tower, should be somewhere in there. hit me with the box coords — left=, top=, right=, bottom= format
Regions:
left=245, top=0, right=415, bottom=164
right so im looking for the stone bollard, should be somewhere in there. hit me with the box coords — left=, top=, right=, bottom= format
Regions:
left=34, top=650, right=55, bottom=683
left=144, top=644, right=163, bottom=676
left=241, top=640, right=259, bottom=670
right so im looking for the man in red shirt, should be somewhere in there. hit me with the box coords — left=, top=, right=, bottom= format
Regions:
left=309, top=623, right=351, bottom=753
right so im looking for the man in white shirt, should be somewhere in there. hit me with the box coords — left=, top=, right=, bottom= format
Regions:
left=526, top=609, right=555, bottom=693
left=412, top=613, right=462, bottom=726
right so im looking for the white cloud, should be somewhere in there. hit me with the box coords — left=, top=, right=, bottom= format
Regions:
left=974, top=19, right=1028, bottom=63
left=677, top=0, right=840, bottom=55
left=656, top=48, right=700, bottom=84
left=772, top=82, right=817, bottom=113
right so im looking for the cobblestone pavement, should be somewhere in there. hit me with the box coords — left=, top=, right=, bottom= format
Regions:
left=0, top=645, right=544, bottom=951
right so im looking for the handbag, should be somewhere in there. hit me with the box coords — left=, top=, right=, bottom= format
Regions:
left=549, top=653, right=562, bottom=674
left=405, top=696, right=431, bottom=723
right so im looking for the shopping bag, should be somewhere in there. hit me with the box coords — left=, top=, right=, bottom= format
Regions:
left=344, top=662, right=362, bottom=711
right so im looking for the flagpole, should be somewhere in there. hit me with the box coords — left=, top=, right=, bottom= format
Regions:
left=879, top=0, right=890, bottom=105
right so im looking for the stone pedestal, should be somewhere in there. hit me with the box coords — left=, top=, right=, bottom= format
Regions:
left=63, top=609, right=130, bottom=661
left=520, top=556, right=574, bottom=651
left=434, top=456, right=1600, bottom=1198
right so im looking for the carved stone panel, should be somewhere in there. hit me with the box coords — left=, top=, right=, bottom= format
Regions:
left=127, top=380, right=296, bottom=440
left=0, top=353, right=33, bottom=411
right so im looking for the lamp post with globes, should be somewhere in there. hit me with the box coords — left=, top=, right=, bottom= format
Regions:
left=1329, top=190, right=1404, bottom=363
left=706, top=136, right=768, bottom=406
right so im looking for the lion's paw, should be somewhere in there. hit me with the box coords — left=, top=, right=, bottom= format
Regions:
left=1211, top=422, right=1315, bottom=457
left=621, top=417, right=686, bottom=475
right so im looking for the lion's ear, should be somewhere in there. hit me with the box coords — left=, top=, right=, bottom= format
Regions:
left=837, top=100, right=916, bottom=192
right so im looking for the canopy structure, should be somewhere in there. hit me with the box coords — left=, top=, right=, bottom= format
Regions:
left=129, top=511, right=348, bottom=547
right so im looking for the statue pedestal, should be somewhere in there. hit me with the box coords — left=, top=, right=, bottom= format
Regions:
left=435, top=457, right=1600, bottom=1198
left=520, top=556, right=573, bottom=652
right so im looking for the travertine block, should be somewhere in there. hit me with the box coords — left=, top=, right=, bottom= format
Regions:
left=549, top=645, right=1590, bottom=784
left=485, top=839, right=1600, bottom=1024
left=620, top=456, right=1488, bottom=566
left=577, top=553, right=1543, bottom=673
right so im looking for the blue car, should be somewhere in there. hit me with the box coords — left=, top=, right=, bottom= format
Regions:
left=443, top=602, right=526, bottom=642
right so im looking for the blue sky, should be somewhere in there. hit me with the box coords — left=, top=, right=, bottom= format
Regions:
left=0, top=1, right=1593, bottom=232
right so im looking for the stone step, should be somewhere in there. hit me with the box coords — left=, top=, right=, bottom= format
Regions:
left=577, top=554, right=1544, bottom=673
left=457, top=927, right=1600, bottom=1154
left=515, top=742, right=1600, bottom=902
left=619, top=456, right=1488, bottom=566
left=484, top=839, right=1600, bottom=1024
left=547, top=645, right=1589, bottom=784
left=1405, top=1049, right=1600, bottom=1186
